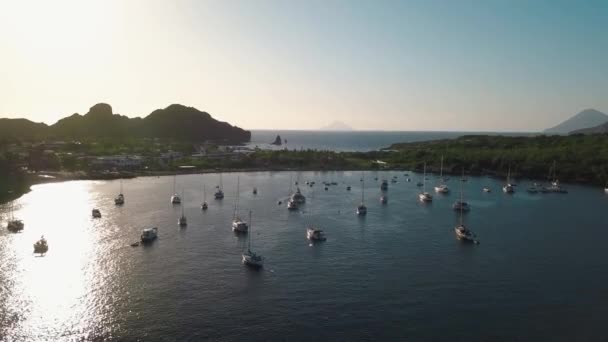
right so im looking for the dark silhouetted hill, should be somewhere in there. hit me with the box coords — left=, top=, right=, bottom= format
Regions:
left=0, top=103, right=250, bottom=143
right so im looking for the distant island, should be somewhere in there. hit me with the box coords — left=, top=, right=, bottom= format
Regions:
left=320, top=121, right=353, bottom=131
left=0, top=103, right=250, bottom=144
left=271, top=135, right=282, bottom=145
left=544, top=108, right=608, bottom=134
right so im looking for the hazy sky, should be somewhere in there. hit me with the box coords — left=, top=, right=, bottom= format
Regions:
left=0, top=0, right=607, bottom=131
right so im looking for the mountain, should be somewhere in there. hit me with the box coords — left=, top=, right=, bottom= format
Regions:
left=0, top=118, right=48, bottom=141
left=0, top=103, right=250, bottom=143
left=570, top=121, right=608, bottom=135
left=544, top=109, right=608, bottom=134
left=320, top=121, right=353, bottom=131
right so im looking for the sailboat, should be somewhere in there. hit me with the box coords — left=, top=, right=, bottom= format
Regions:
left=287, top=173, right=299, bottom=211
left=6, top=200, right=24, bottom=232
left=201, top=184, right=208, bottom=210
left=434, top=155, right=449, bottom=193
left=547, top=160, right=567, bottom=193
left=242, top=210, right=263, bottom=268
left=418, top=163, right=433, bottom=202
left=452, top=168, right=470, bottom=211
left=454, top=179, right=477, bottom=243
left=306, top=188, right=326, bottom=242
left=214, top=173, right=225, bottom=199
left=114, top=179, right=125, bottom=205
left=502, top=166, right=515, bottom=193
left=232, top=177, right=248, bottom=233
left=178, top=191, right=187, bottom=227
left=357, top=172, right=367, bottom=215
left=170, top=176, right=181, bottom=204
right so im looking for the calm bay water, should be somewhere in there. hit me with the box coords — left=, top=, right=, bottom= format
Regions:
left=248, top=130, right=536, bottom=151
left=1, top=172, right=608, bottom=341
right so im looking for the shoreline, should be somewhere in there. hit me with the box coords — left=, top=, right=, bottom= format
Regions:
left=2, top=165, right=602, bottom=206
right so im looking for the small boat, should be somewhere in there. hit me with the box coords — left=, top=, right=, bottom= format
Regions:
left=434, top=155, right=449, bottom=193
left=391, top=178, right=397, bottom=184
left=527, top=184, right=539, bottom=194
left=307, top=226, right=326, bottom=241
left=232, top=177, right=248, bottom=233
left=407, top=178, right=411, bottom=182
left=346, top=186, right=351, bottom=191
left=291, top=187, right=306, bottom=204
left=545, top=161, right=567, bottom=193
left=170, top=175, right=181, bottom=204
left=242, top=211, right=263, bottom=268
left=452, top=200, right=470, bottom=211
left=605, top=185, right=608, bottom=194
left=201, top=184, right=208, bottom=210
left=253, top=187, right=258, bottom=195
left=324, top=186, right=328, bottom=191
left=483, top=187, right=491, bottom=193
left=6, top=201, right=24, bottom=232
left=178, top=193, right=187, bottom=227
left=404, top=173, right=409, bottom=176
left=416, top=181, right=423, bottom=187
left=454, top=224, right=476, bottom=243
left=33, top=236, right=48, bottom=255
left=380, top=180, right=389, bottom=191
left=502, top=166, right=515, bottom=194
left=214, top=174, right=224, bottom=199
left=141, top=227, right=158, bottom=242
left=114, top=180, right=125, bottom=205
left=380, top=195, right=388, bottom=204
left=287, top=199, right=299, bottom=211
left=92, top=209, right=102, bottom=218
left=357, top=172, right=367, bottom=216
left=330, top=181, right=338, bottom=186
left=419, top=163, right=433, bottom=202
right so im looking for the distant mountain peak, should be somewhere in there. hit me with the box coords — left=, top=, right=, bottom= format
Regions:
left=544, top=108, right=608, bottom=134
left=320, top=121, right=353, bottom=131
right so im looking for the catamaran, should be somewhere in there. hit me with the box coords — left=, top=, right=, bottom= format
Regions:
left=242, top=211, right=263, bottom=268
left=434, top=155, right=449, bottom=193
left=357, top=172, right=367, bottom=216
left=418, top=163, right=433, bottom=202
left=232, top=177, right=248, bottom=233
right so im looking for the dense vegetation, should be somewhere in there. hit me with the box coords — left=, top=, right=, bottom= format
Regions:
left=0, top=103, right=250, bottom=144
left=386, top=134, right=608, bottom=184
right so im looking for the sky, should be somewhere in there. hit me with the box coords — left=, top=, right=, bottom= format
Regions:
left=0, top=0, right=607, bottom=131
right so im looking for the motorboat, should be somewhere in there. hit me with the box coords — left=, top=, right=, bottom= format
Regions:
left=346, top=186, right=351, bottom=191
left=483, top=187, right=491, bottom=193
left=287, top=199, right=299, bottom=211
left=407, top=178, right=411, bottom=182
left=419, top=192, right=433, bottom=202
left=307, top=226, right=326, bottom=241
left=141, top=227, right=158, bottom=242
left=291, top=187, right=306, bottom=204
left=7, top=220, right=24, bottom=232
left=253, top=187, right=258, bottom=195
left=452, top=200, right=470, bottom=211
left=434, top=184, right=449, bottom=193
left=242, top=211, right=263, bottom=268
left=380, top=195, right=388, bottom=204
left=356, top=204, right=367, bottom=216
left=92, top=209, right=102, bottom=218
left=380, top=180, right=389, bottom=191
left=454, top=225, right=476, bottom=243
left=33, top=236, right=48, bottom=255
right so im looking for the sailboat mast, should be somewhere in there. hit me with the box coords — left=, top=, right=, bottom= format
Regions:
left=460, top=168, right=464, bottom=226
left=361, top=172, right=365, bottom=204
left=173, top=176, right=176, bottom=193
left=234, top=176, right=240, bottom=218
left=248, top=210, right=252, bottom=251
left=182, top=191, right=185, bottom=216
left=440, top=155, right=444, bottom=179
left=423, top=163, right=427, bottom=192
